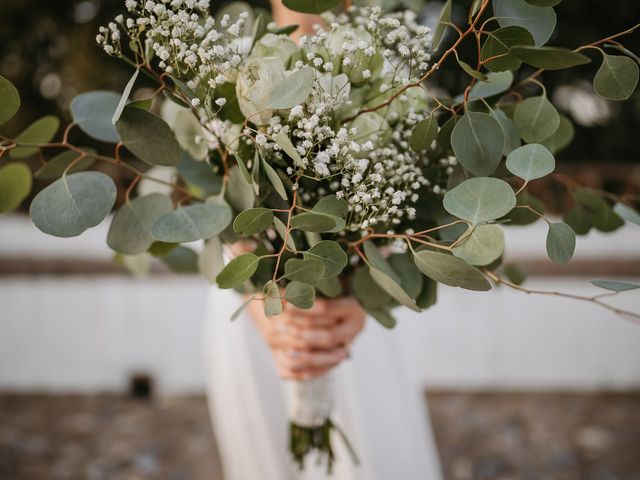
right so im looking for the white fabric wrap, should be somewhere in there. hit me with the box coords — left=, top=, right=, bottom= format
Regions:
left=287, top=372, right=334, bottom=427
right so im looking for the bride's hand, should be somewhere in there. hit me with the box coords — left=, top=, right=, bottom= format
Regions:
left=247, top=296, right=366, bottom=380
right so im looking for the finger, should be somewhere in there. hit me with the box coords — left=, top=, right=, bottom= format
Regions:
left=282, top=313, right=340, bottom=328
left=332, top=316, right=366, bottom=344
left=273, top=348, right=347, bottom=371
left=276, top=365, right=332, bottom=381
left=286, top=326, right=337, bottom=349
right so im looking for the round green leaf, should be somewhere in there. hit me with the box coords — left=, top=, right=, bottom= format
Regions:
left=290, top=212, right=336, bottom=233
left=107, top=193, right=174, bottom=255
left=0, top=162, right=32, bottom=214
left=312, top=194, right=348, bottom=218
left=233, top=208, right=274, bottom=236
left=613, top=202, right=640, bottom=226
left=0, top=74, right=20, bottom=126
left=451, top=112, right=505, bottom=177
left=546, top=222, right=575, bottom=265
left=264, top=281, right=283, bottom=317
left=352, top=267, right=392, bottom=310
left=491, top=109, right=521, bottom=155
left=452, top=225, right=505, bottom=266
left=30, top=172, right=116, bottom=237
left=413, top=250, right=491, bottom=291
left=506, top=143, right=555, bottom=181
left=284, top=258, right=325, bottom=285
left=162, top=246, right=199, bottom=273
left=10, top=116, right=60, bottom=159
left=363, top=240, right=402, bottom=284
left=303, top=240, right=348, bottom=278
left=369, top=267, right=420, bottom=312
left=514, top=95, right=560, bottom=143
left=70, top=91, right=121, bottom=143
left=388, top=253, right=424, bottom=300
left=151, top=200, right=233, bottom=243
left=593, top=54, right=639, bottom=101
left=563, top=206, right=593, bottom=235
left=116, top=106, right=181, bottom=166
left=174, top=110, right=208, bottom=161
left=493, top=0, right=557, bottom=46
left=269, top=67, right=315, bottom=109
left=481, top=26, right=535, bottom=72
left=410, top=115, right=439, bottom=151
left=34, top=149, right=96, bottom=179
left=282, top=0, right=342, bottom=14
left=467, top=71, right=514, bottom=99
left=590, top=280, right=639, bottom=292
left=510, top=46, right=591, bottom=70
left=443, top=177, right=516, bottom=224
left=366, top=308, right=397, bottom=329
left=316, top=277, right=343, bottom=298
left=432, top=0, right=452, bottom=50
left=284, top=281, right=316, bottom=309
left=216, top=253, right=260, bottom=289
left=540, top=114, right=574, bottom=153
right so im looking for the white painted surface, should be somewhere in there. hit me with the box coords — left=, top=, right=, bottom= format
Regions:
left=0, top=215, right=639, bottom=393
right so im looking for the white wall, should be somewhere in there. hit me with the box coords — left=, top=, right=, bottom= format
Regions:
left=0, top=215, right=639, bottom=393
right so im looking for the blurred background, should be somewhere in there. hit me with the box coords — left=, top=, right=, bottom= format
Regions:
left=0, top=0, right=639, bottom=479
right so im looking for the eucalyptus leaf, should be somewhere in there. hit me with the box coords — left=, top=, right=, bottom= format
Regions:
left=493, top=0, right=557, bottom=46
left=514, top=95, right=560, bottom=143
left=590, top=280, right=640, bottom=292
left=352, top=267, right=392, bottom=310
left=107, top=193, right=173, bottom=255
left=506, top=143, right=555, bottom=181
left=613, top=202, right=640, bottom=226
left=284, top=258, right=325, bottom=285
left=11, top=116, right=60, bottom=159
left=112, top=69, right=140, bottom=124
left=481, top=26, right=535, bottom=72
left=151, top=199, right=233, bottom=243
left=285, top=281, right=315, bottom=309
left=432, top=0, right=452, bottom=50
left=174, top=110, right=208, bottom=160
left=593, top=54, right=639, bottom=101
left=216, top=253, right=261, bottom=289
left=30, top=172, right=116, bottom=237
left=264, top=280, right=283, bottom=316
left=413, top=250, right=491, bottom=291
left=453, top=224, right=505, bottom=266
left=71, top=91, right=121, bottom=143
left=290, top=212, right=336, bottom=232
left=366, top=307, right=397, bottom=329
left=388, top=253, right=424, bottom=299
left=116, top=106, right=181, bottom=166
left=233, top=208, right=274, bottom=236
left=369, top=267, right=420, bottom=312
left=510, top=46, right=591, bottom=70
left=312, top=194, right=348, bottom=218
left=0, top=74, right=20, bottom=125
left=410, top=115, right=439, bottom=151
left=230, top=295, right=256, bottom=321
left=363, top=240, right=401, bottom=284
left=316, top=277, right=343, bottom=298
left=303, top=240, right=348, bottom=278
left=467, top=71, right=514, bottom=99
left=274, top=131, right=303, bottom=165
left=491, top=109, right=521, bottom=155
left=540, top=114, right=574, bottom=153
left=546, top=222, right=575, bottom=265
left=269, top=67, right=315, bottom=109
left=0, top=162, right=32, bottom=214
left=451, top=111, right=505, bottom=177
left=162, top=246, right=199, bottom=273
left=34, top=149, right=96, bottom=179
left=458, top=58, right=488, bottom=81
left=444, top=177, right=516, bottom=224
left=563, top=206, right=593, bottom=235
left=260, top=156, right=288, bottom=200
left=282, top=0, right=342, bottom=14
left=225, top=165, right=255, bottom=212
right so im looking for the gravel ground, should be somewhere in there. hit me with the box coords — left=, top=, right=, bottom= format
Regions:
left=0, top=392, right=638, bottom=480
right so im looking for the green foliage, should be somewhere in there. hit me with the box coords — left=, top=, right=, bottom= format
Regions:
left=413, top=250, right=491, bottom=291
left=285, top=281, right=315, bottom=309
left=11, top=116, right=60, bottom=159
left=116, top=106, right=181, bottom=166
left=151, top=200, right=232, bottom=243
left=233, top=208, right=274, bottom=236
left=352, top=266, right=393, bottom=310
left=216, top=253, right=261, bottom=289
left=30, top=172, right=116, bottom=237
left=282, top=0, right=342, bottom=14
left=410, top=115, right=439, bottom=152
left=303, top=240, right=348, bottom=278
left=540, top=114, right=574, bottom=153
left=260, top=156, right=288, bottom=200
left=491, top=109, right=521, bottom=155
left=70, top=91, right=121, bottom=143
left=506, top=143, right=555, bottom=181
left=174, top=110, right=208, bottom=161
left=451, top=112, right=504, bottom=176
left=593, top=54, right=639, bottom=101
left=613, top=202, right=640, bottom=226
left=493, top=0, right=556, bottom=46
left=284, top=258, right=325, bottom=285
left=269, top=67, right=315, bottom=109
left=316, top=277, right=343, bottom=298
left=107, top=193, right=173, bottom=255
left=590, top=280, right=640, bottom=292
left=112, top=69, right=140, bottom=125
left=34, top=150, right=96, bottom=179
left=264, top=280, right=283, bottom=316
left=546, top=222, right=575, bottom=265
left=467, top=71, right=514, bottom=99
left=274, top=131, right=303, bottom=165
left=514, top=95, right=560, bottom=143
left=432, top=0, right=452, bottom=50
left=162, top=246, right=199, bottom=273
left=443, top=177, right=516, bottom=225
left=481, top=26, right=535, bottom=72
left=504, top=191, right=544, bottom=226
left=452, top=225, right=505, bottom=266
left=366, top=308, right=397, bottom=329
left=509, top=47, right=591, bottom=70
left=388, top=253, right=424, bottom=300
left=369, top=267, right=420, bottom=312
left=0, top=75, right=20, bottom=126
left=0, top=162, right=32, bottom=214
left=291, top=212, right=337, bottom=232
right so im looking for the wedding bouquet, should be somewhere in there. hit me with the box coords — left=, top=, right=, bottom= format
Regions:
left=1, top=0, right=639, bottom=471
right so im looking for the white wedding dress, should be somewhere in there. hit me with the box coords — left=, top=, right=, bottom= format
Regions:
left=204, top=286, right=443, bottom=480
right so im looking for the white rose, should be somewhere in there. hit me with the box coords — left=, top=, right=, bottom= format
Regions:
left=250, top=33, right=298, bottom=66
left=236, top=57, right=285, bottom=125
